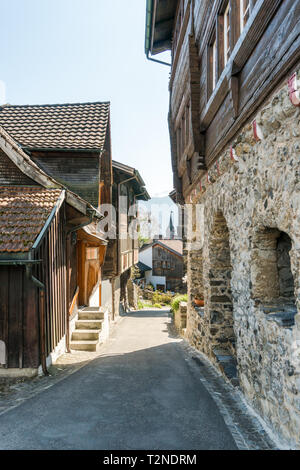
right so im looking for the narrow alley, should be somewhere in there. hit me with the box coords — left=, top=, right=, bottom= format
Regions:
left=0, top=310, right=275, bottom=450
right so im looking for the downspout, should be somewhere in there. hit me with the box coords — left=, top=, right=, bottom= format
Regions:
left=145, top=0, right=171, bottom=67
left=146, top=51, right=171, bottom=67
left=65, top=208, right=97, bottom=353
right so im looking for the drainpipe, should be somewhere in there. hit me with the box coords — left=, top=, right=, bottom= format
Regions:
left=146, top=51, right=171, bottom=67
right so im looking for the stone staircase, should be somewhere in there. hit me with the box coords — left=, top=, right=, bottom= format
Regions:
left=70, top=307, right=104, bottom=352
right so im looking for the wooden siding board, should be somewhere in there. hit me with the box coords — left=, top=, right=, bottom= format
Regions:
left=7, top=268, right=22, bottom=368
left=0, top=267, right=9, bottom=368
left=171, top=0, right=300, bottom=194
left=23, top=275, right=39, bottom=369
left=239, top=0, right=300, bottom=111
left=32, top=154, right=100, bottom=208
left=0, top=150, right=38, bottom=186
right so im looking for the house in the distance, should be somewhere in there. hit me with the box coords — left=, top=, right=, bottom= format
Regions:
left=139, top=238, right=184, bottom=292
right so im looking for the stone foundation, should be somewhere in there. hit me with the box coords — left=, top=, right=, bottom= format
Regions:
left=186, top=76, right=300, bottom=448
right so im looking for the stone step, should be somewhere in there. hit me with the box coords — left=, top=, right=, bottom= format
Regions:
left=78, top=310, right=105, bottom=320
left=78, top=307, right=105, bottom=320
left=75, top=319, right=103, bottom=330
left=70, top=340, right=99, bottom=352
left=72, top=330, right=100, bottom=341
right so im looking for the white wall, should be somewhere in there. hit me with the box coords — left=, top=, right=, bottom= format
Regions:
left=139, top=246, right=153, bottom=268
left=145, top=271, right=166, bottom=290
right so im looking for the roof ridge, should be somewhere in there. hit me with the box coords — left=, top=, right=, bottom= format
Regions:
left=0, top=185, right=61, bottom=191
left=0, top=101, right=110, bottom=109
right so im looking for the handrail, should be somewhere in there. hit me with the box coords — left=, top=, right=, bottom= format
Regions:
left=69, top=286, right=79, bottom=317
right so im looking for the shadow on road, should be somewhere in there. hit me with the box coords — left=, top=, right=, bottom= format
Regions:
left=0, top=333, right=238, bottom=450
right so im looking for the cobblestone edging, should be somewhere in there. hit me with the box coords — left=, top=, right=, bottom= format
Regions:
left=182, top=340, right=290, bottom=450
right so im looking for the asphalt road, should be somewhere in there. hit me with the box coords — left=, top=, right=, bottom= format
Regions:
left=0, top=310, right=237, bottom=450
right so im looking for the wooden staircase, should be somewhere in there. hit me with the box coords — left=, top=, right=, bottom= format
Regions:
left=70, top=307, right=104, bottom=352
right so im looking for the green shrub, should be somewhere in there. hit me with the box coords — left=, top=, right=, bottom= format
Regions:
left=153, top=303, right=162, bottom=309
left=152, top=290, right=173, bottom=306
left=171, top=294, right=188, bottom=313
left=138, top=300, right=153, bottom=310
left=160, top=292, right=173, bottom=305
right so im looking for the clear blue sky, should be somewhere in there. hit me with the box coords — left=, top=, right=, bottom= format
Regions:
left=0, top=0, right=173, bottom=198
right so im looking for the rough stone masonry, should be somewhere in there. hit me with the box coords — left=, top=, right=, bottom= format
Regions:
left=185, top=75, right=300, bottom=448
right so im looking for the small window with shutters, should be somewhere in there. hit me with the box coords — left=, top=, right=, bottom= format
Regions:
left=224, top=2, right=231, bottom=66
left=208, top=31, right=217, bottom=98
left=240, top=0, right=250, bottom=33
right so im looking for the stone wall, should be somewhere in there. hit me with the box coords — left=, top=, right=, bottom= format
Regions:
left=186, top=76, right=300, bottom=448
left=174, top=301, right=187, bottom=333
left=127, top=279, right=139, bottom=310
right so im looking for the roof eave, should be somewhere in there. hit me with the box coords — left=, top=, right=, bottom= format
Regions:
left=24, top=147, right=102, bottom=154
left=145, top=0, right=154, bottom=55
left=145, top=0, right=176, bottom=56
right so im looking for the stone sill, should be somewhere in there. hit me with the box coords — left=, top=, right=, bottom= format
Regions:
left=262, top=304, right=298, bottom=328
left=194, top=306, right=205, bottom=318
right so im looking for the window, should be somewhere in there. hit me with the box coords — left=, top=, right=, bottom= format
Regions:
left=176, top=127, right=181, bottom=161
left=173, top=0, right=184, bottom=54
left=175, top=102, right=191, bottom=161
left=240, top=0, right=250, bottom=33
left=208, top=32, right=217, bottom=97
left=224, top=2, right=231, bottom=66
left=181, top=115, right=185, bottom=155
left=185, top=106, right=190, bottom=145
left=212, top=39, right=217, bottom=90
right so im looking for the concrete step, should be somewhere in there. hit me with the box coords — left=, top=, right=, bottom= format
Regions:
left=70, top=340, right=99, bottom=352
left=78, top=307, right=105, bottom=320
left=75, top=319, right=103, bottom=330
left=78, top=311, right=105, bottom=321
left=72, top=330, right=100, bottom=341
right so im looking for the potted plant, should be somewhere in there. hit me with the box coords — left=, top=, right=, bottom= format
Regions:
left=194, top=297, right=204, bottom=307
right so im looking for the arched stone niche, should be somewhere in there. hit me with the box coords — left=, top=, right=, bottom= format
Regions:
left=251, top=227, right=297, bottom=324
left=207, top=212, right=236, bottom=356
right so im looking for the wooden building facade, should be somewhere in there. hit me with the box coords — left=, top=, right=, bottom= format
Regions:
left=0, top=102, right=149, bottom=374
left=146, top=0, right=300, bottom=200
left=0, top=127, right=103, bottom=374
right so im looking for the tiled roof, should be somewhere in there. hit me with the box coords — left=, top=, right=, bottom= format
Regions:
left=158, top=239, right=183, bottom=256
left=0, top=186, right=62, bottom=252
left=137, top=261, right=152, bottom=273
left=0, top=102, right=110, bottom=151
left=140, top=239, right=183, bottom=256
